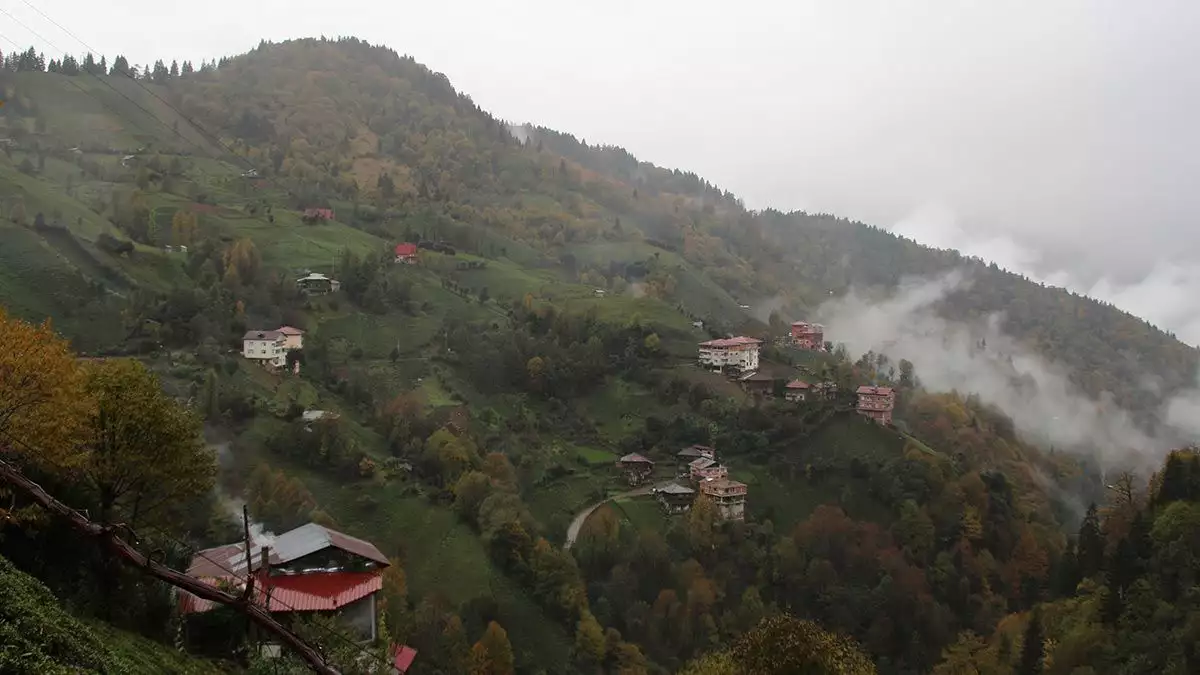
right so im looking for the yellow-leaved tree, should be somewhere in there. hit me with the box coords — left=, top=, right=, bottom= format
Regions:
left=0, top=309, right=93, bottom=472
left=80, top=358, right=215, bottom=529
left=679, top=614, right=877, bottom=675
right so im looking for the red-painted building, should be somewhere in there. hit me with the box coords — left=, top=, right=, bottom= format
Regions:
left=179, top=523, right=390, bottom=646
left=790, top=321, right=825, bottom=350
left=394, top=242, right=418, bottom=264
left=855, top=385, right=895, bottom=425
left=303, top=207, right=335, bottom=221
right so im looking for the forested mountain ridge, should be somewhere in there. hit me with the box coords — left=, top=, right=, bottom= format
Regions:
left=2, top=35, right=1199, bottom=675
left=165, top=37, right=1196, bottom=420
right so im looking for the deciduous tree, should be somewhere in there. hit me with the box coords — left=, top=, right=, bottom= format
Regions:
left=0, top=310, right=92, bottom=473
left=80, top=358, right=215, bottom=529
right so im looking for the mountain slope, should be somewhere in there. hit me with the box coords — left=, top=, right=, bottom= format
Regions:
left=163, top=37, right=1195, bottom=418
left=0, top=554, right=226, bottom=675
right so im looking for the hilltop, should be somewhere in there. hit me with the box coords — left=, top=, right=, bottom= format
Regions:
left=1, top=36, right=1199, bottom=675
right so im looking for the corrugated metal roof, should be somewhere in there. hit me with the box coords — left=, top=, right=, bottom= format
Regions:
left=261, top=571, right=382, bottom=612
left=179, top=571, right=382, bottom=614
left=618, top=453, right=653, bottom=464
left=271, top=523, right=390, bottom=567
left=391, top=645, right=418, bottom=673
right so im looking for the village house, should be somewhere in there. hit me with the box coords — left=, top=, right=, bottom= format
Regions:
left=739, top=371, right=776, bottom=398
left=393, top=242, right=419, bottom=264
left=616, top=453, right=655, bottom=486
left=813, top=381, right=839, bottom=400
left=296, top=272, right=341, bottom=295
left=856, top=385, right=896, bottom=425
left=699, top=478, right=748, bottom=521
left=697, top=336, right=762, bottom=375
left=655, top=482, right=696, bottom=514
left=676, top=444, right=716, bottom=473
left=242, top=330, right=287, bottom=368
left=277, top=326, right=304, bottom=351
left=785, top=379, right=811, bottom=402
left=689, top=456, right=729, bottom=484
left=179, top=523, right=393, bottom=647
left=302, top=207, right=335, bottom=221
left=790, top=321, right=825, bottom=350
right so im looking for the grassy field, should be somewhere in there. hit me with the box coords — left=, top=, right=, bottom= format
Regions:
left=575, top=445, right=618, bottom=465
left=610, top=495, right=670, bottom=533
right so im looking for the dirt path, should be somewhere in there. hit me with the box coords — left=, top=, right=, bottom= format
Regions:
left=563, top=481, right=672, bottom=550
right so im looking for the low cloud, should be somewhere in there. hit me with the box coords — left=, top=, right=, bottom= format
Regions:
left=816, top=270, right=1171, bottom=468
left=888, top=204, right=1200, bottom=347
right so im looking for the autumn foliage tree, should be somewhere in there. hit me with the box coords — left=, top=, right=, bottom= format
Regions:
left=0, top=310, right=93, bottom=474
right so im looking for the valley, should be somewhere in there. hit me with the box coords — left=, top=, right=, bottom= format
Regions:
left=1, top=36, right=1199, bottom=675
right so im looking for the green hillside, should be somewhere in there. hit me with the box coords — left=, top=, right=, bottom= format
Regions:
left=0, top=554, right=227, bottom=675
left=1, top=37, right=1197, bottom=675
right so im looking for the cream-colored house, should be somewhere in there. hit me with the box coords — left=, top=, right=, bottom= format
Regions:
left=242, top=330, right=287, bottom=368
left=277, top=326, right=304, bottom=350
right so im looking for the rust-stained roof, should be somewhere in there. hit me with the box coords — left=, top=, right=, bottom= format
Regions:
left=786, top=379, right=811, bottom=389
left=856, top=385, right=894, bottom=396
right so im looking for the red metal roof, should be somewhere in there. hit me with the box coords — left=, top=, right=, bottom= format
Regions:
left=698, top=336, right=762, bottom=348
left=394, top=242, right=418, bottom=256
left=786, top=379, right=811, bottom=389
left=260, top=571, right=382, bottom=612
left=392, top=645, right=418, bottom=673
left=179, top=571, right=382, bottom=614
left=856, top=385, right=894, bottom=395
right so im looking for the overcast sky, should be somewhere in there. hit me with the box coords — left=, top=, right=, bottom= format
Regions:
left=9, top=1, right=1200, bottom=344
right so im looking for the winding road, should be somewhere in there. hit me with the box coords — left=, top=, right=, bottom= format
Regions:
left=563, top=480, right=675, bottom=550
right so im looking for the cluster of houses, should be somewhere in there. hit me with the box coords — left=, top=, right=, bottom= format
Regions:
left=178, top=521, right=417, bottom=673
left=242, top=326, right=304, bottom=369
left=615, top=445, right=748, bottom=521
left=695, top=329, right=896, bottom=427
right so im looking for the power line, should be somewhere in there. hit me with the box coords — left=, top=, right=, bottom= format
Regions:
left=0, top=453, right=339, bottom=675
left=0, top=431, right=392, bottom=673
left=16, top=0, right=303, bottom=203
left=0, top=8, right=293, bottom=209
left=0, top=29, right=240, bottom=205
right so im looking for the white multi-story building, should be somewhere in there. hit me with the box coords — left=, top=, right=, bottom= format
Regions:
left=697, top=336, right=762, bottom=374
left=242, top=330, right=287, bottom=368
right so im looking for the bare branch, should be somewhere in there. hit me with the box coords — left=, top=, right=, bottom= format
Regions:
left=0, top=455, right=339, bottom=675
